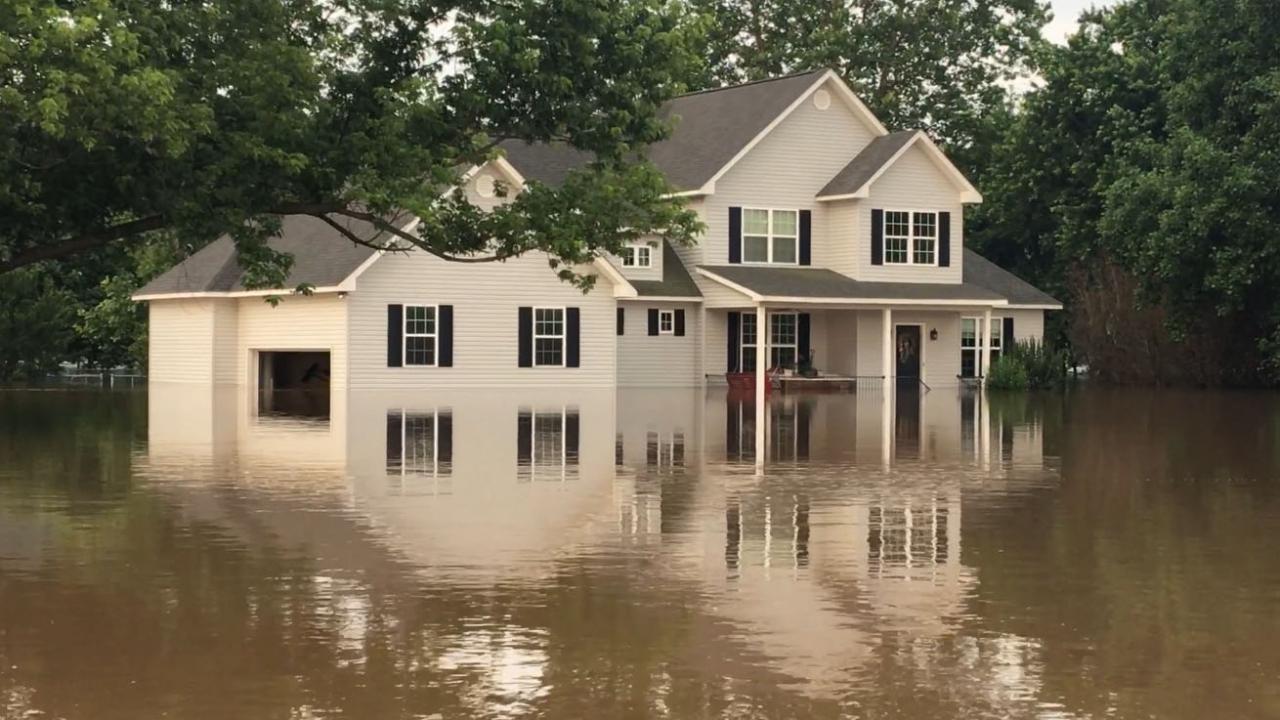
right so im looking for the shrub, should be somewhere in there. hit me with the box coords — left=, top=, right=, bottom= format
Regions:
left=987, top=339, right=1068, bottom=390
left=986, top=354, right=1030, bottom=389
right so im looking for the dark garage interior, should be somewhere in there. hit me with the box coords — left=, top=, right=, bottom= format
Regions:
left=257, top=350, right=331, bottom=417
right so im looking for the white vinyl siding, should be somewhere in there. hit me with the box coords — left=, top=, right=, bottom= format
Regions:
left=347, top=249, right=616, bottom=388
left=857, top=144, right=964, bottom=284
left=617, top=301, right=701, bottom=387
left=148, top=299, right=218, bottom=383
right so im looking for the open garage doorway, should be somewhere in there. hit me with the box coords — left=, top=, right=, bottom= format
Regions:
left=256, top=350, right=330, bottom=418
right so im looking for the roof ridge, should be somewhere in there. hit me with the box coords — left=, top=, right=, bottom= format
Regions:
left=673, top=68, right=830, bottom=99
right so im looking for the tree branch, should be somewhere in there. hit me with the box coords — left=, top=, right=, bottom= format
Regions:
left=328, top=207, right=521, bottom=263
left=0, top=215, right=168, bottom=273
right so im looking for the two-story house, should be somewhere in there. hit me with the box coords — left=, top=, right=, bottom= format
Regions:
left=134, top=69, right=1059, bottom=393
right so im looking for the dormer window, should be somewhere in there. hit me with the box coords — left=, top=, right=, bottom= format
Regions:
left=743, top=208, right=798, bottom=264
left=621, top=244, right=653, bottom=268
left=884, top=211, right=937, bottom=265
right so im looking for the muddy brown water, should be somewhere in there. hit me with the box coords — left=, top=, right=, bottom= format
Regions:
left=1, top=386, right=1279, bottom=719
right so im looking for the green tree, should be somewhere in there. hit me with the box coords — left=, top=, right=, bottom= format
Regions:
left=972, top=0, right=1280, bottom=384
left=1, top=0, right=706, bottom=290
left=0, top=268, right=76, bottom=381
left=689, top=0, right=1049, bottom=162
left=76, top=237, right=181, bottom=370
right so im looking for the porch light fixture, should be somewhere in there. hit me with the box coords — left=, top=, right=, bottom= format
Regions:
left=929, top=328, right=939, bottom=341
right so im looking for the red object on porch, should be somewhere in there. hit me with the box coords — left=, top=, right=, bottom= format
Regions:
left=725, top=371, right=775, bottom=395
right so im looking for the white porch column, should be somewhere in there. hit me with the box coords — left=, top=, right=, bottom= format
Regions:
left=755, top=304, right=767, bottom=469
left=981, top=307, right=993, bottom=382
left=881, top=308, right=894, bottom=385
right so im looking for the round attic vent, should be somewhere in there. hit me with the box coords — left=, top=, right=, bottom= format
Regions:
left=813, top=89, right=832, bottom=110
left=475, top=173, right=497, bottom=198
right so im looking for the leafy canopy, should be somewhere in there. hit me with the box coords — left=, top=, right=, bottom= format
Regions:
left=689, top=0, right=1049, bottom=163
left=0, top=0, right=707, bottom=290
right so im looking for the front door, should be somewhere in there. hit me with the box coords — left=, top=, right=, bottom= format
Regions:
left=895, top=325, right=921, bottom=382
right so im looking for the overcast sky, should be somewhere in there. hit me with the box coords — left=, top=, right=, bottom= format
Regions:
left=1045, top=0, right=1118, bottom=43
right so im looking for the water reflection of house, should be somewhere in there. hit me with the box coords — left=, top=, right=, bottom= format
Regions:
left=145, top=382, right=1047, bottom=701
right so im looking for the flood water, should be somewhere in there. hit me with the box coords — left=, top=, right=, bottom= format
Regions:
left=2, top=385, right=1279, bottom=719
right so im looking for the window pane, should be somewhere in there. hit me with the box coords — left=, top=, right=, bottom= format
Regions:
left=535, top=337, right=563, bottom=366
left=621, top=250, right=635, bottom=267
left=740, top=314, right=757, bottom=345
left=535, top=308, right=564, bottom=336
left=406, top=306, right=435, bottom=335
left=743, top=209, right=769, bottom=235
left=772, top=236, right=797, bottom=263
left=885, top=211, right=910, bottom=237
left=772, top=347, right=797, bottom=368
left=637, top=246, right=651, bottom=267
left=914, top=237, right=935, bottom=264
left=772, top=210, right=797, bottom=236
left=743, top=235, right=769, bottom=262
left=406, top=335, right=435, bottom=365
left=913, top=212, right=937, bottom=238
left=961, top=319, right=976, bottom=347
left=990, top=322, right=1002, bottom=349
left=885, top=236, right=909, bottom=264
left=770, top=314, right=796, bottom=345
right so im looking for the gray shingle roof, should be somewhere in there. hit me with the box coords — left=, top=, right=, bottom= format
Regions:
left=501, top=69, right=829, bottom=192
left=816, top=130, right=918, bottom=198
left=698, top=265, right=1007, bottom=302
left=630, top=241, right=701, bottom=298
left=962, top=249, right=1062, bottom=307
left=134, top=214, right=400, bottom=296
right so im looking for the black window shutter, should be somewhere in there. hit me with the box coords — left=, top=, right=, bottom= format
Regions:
left=517, top=411, right=532, bottom=462
left=385, top=411, right=402, bottom=468
left=387, top=304, right=404, bottom=367
left=438, top=305, right=454, bottom=367
left=797, top=402, right=811, bottom=460
left=566, top=307, right=581, bottom=367
left=617, top=307, right=625, bottom=336
left=728, top=207, right=742, bottom=264
left=799, top=210, right=812, bottom=266
left=648, top=308, right=659, bottom=336
left=871, top=209, right=884, bottom=266
left=939, top=212, right=951, bottom=267
left=798, top=313, right=811, bottom=363
left=674, top=309, right=686, bottom=337
left=566, top=411, right=580, bottom=464
left=1003, top=316, right=1015, bottom=347
left=517, top=307, right=532, bottom=367
left=438, top=412, right=453, bottom=464
left=727, top=311, right=741, bottom=372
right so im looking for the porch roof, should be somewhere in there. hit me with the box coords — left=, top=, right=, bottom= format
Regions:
left=697, top=265, right=1006, bottom=305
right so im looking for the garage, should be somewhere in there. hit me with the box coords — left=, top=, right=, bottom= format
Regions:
left=257, top=350, right=330, bottom=417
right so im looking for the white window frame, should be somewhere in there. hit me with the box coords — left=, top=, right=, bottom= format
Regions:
left=520, top=407, right=575, bottom=483
left=658, top=309, right=675, bottom=335
left=621, top=244, right=653, bottom=268
left=403, top=304, right=438, bottom=367
left=959, top=317, right=1003, bottom=377
left=742, top=208, right=800, bottom=265
left=883, top=210, right=939, bottom=266
left=394, top=409, right=448, bottom=481
left=533, top=306, right=566, bottom=368
left=740, top=311, right=798, bottom=371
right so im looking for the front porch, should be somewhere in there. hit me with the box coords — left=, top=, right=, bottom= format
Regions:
left=716, top=305, right=1005, bottom=392
left=695, top=264, right=1013, bottom=392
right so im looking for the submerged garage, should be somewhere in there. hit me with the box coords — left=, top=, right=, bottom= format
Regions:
left=257, top=350, right=331, bottom=417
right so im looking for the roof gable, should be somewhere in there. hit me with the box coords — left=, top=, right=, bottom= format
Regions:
left=500, top=69, right=889, bottom=195
left=816, top=131, right=982, bottom=204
